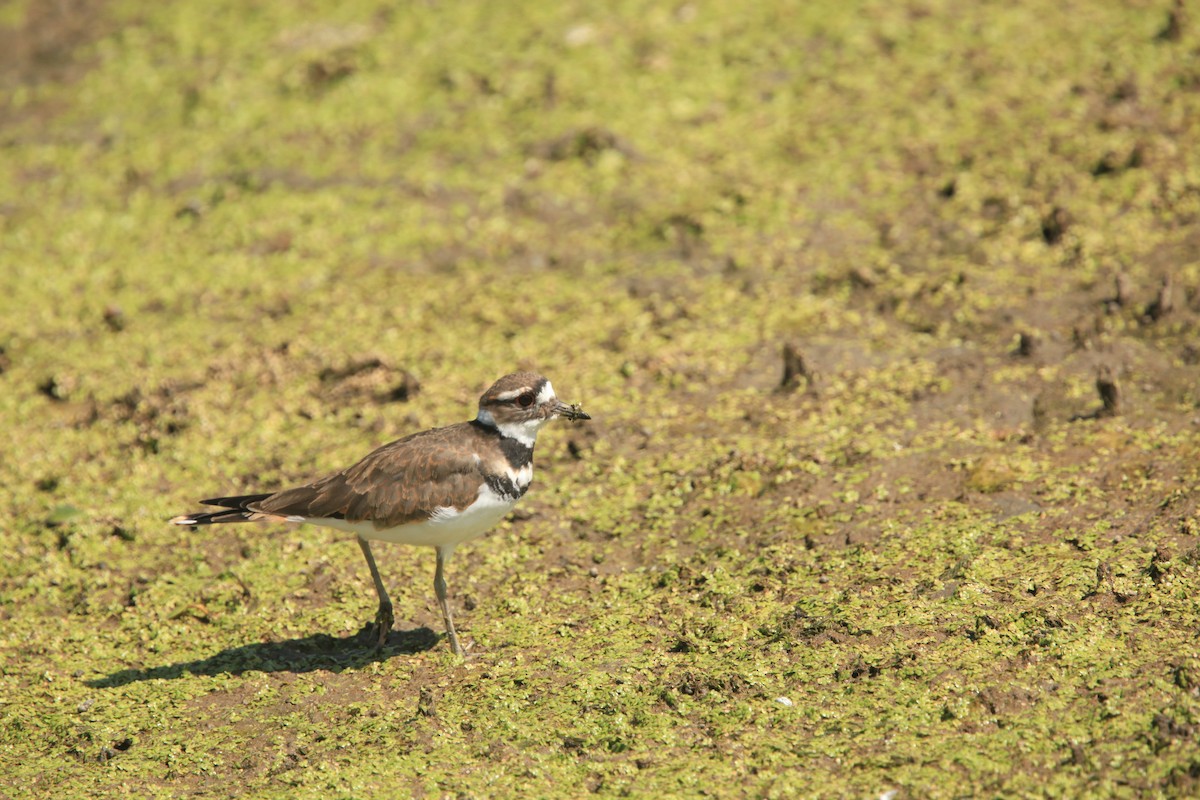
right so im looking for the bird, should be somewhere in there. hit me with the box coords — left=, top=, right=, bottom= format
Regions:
left=171, top=371, right=591, bottom=656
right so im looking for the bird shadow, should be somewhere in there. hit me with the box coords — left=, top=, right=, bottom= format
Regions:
left=86, top=625, right=441, bottom=688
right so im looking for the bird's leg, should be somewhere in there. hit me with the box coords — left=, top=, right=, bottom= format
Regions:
left=434, top=546, right=464, bottom=657
left=357, top=536, right=393, bottom=648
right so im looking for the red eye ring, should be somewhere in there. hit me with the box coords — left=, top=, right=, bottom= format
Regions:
left=517, top=393, right=535, bottom=408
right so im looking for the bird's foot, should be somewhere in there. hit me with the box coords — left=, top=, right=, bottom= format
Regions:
left=367, top=602, right=394, bottom=649
left=445, top=627, right=465, bottom=658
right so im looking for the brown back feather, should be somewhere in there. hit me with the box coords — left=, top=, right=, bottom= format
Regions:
left=253, top=422, right=494, bottom=528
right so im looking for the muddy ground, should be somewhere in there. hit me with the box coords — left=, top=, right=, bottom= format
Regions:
left=1, top=1, right=1199, bottom=797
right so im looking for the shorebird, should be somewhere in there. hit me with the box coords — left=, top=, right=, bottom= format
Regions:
left=172, top=371, right=590, bottom=656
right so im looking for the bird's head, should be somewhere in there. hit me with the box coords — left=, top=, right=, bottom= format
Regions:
left=475, top=371, right=590, bottom=445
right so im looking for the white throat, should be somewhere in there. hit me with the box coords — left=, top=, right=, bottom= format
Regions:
left=498, top=418, right=543, bottom=447
left=476, top=409, right=545, bottom=447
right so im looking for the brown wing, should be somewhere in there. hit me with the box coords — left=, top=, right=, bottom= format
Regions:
left=253, top=423, right=488, bottom=529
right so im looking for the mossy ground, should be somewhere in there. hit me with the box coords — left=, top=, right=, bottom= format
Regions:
left=2, top=0, right=1199, bottom=797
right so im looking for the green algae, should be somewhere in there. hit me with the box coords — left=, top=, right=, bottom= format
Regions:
left=2, top=0, right=1200, bottom=797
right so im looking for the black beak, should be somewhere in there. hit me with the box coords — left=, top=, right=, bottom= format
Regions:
left=554, top=400, right=591, bottom=421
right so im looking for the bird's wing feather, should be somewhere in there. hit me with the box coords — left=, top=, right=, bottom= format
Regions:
left=253, top=423, right=489, bottom=528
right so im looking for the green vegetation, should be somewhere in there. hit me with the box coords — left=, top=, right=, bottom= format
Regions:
left=2, top=0, right=1198, bottom=796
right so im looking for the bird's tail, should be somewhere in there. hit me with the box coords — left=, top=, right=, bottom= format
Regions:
left=170, top=493, right=276, bottom=526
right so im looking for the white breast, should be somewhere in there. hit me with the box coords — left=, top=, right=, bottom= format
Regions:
left=512, top=463, right=533, bottom=492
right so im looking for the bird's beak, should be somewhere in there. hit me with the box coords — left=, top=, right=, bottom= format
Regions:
left=554, top=400, right=591, bottom=421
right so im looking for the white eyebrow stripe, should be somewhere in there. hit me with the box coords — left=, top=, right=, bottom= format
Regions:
left=492, top=388, right=530, bottom=401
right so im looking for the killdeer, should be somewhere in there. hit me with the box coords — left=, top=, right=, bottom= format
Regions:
left=171, top=372, right=590, bottom=656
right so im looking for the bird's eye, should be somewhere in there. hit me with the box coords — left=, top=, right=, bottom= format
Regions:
left=517, top=393, right=535, bottom=408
